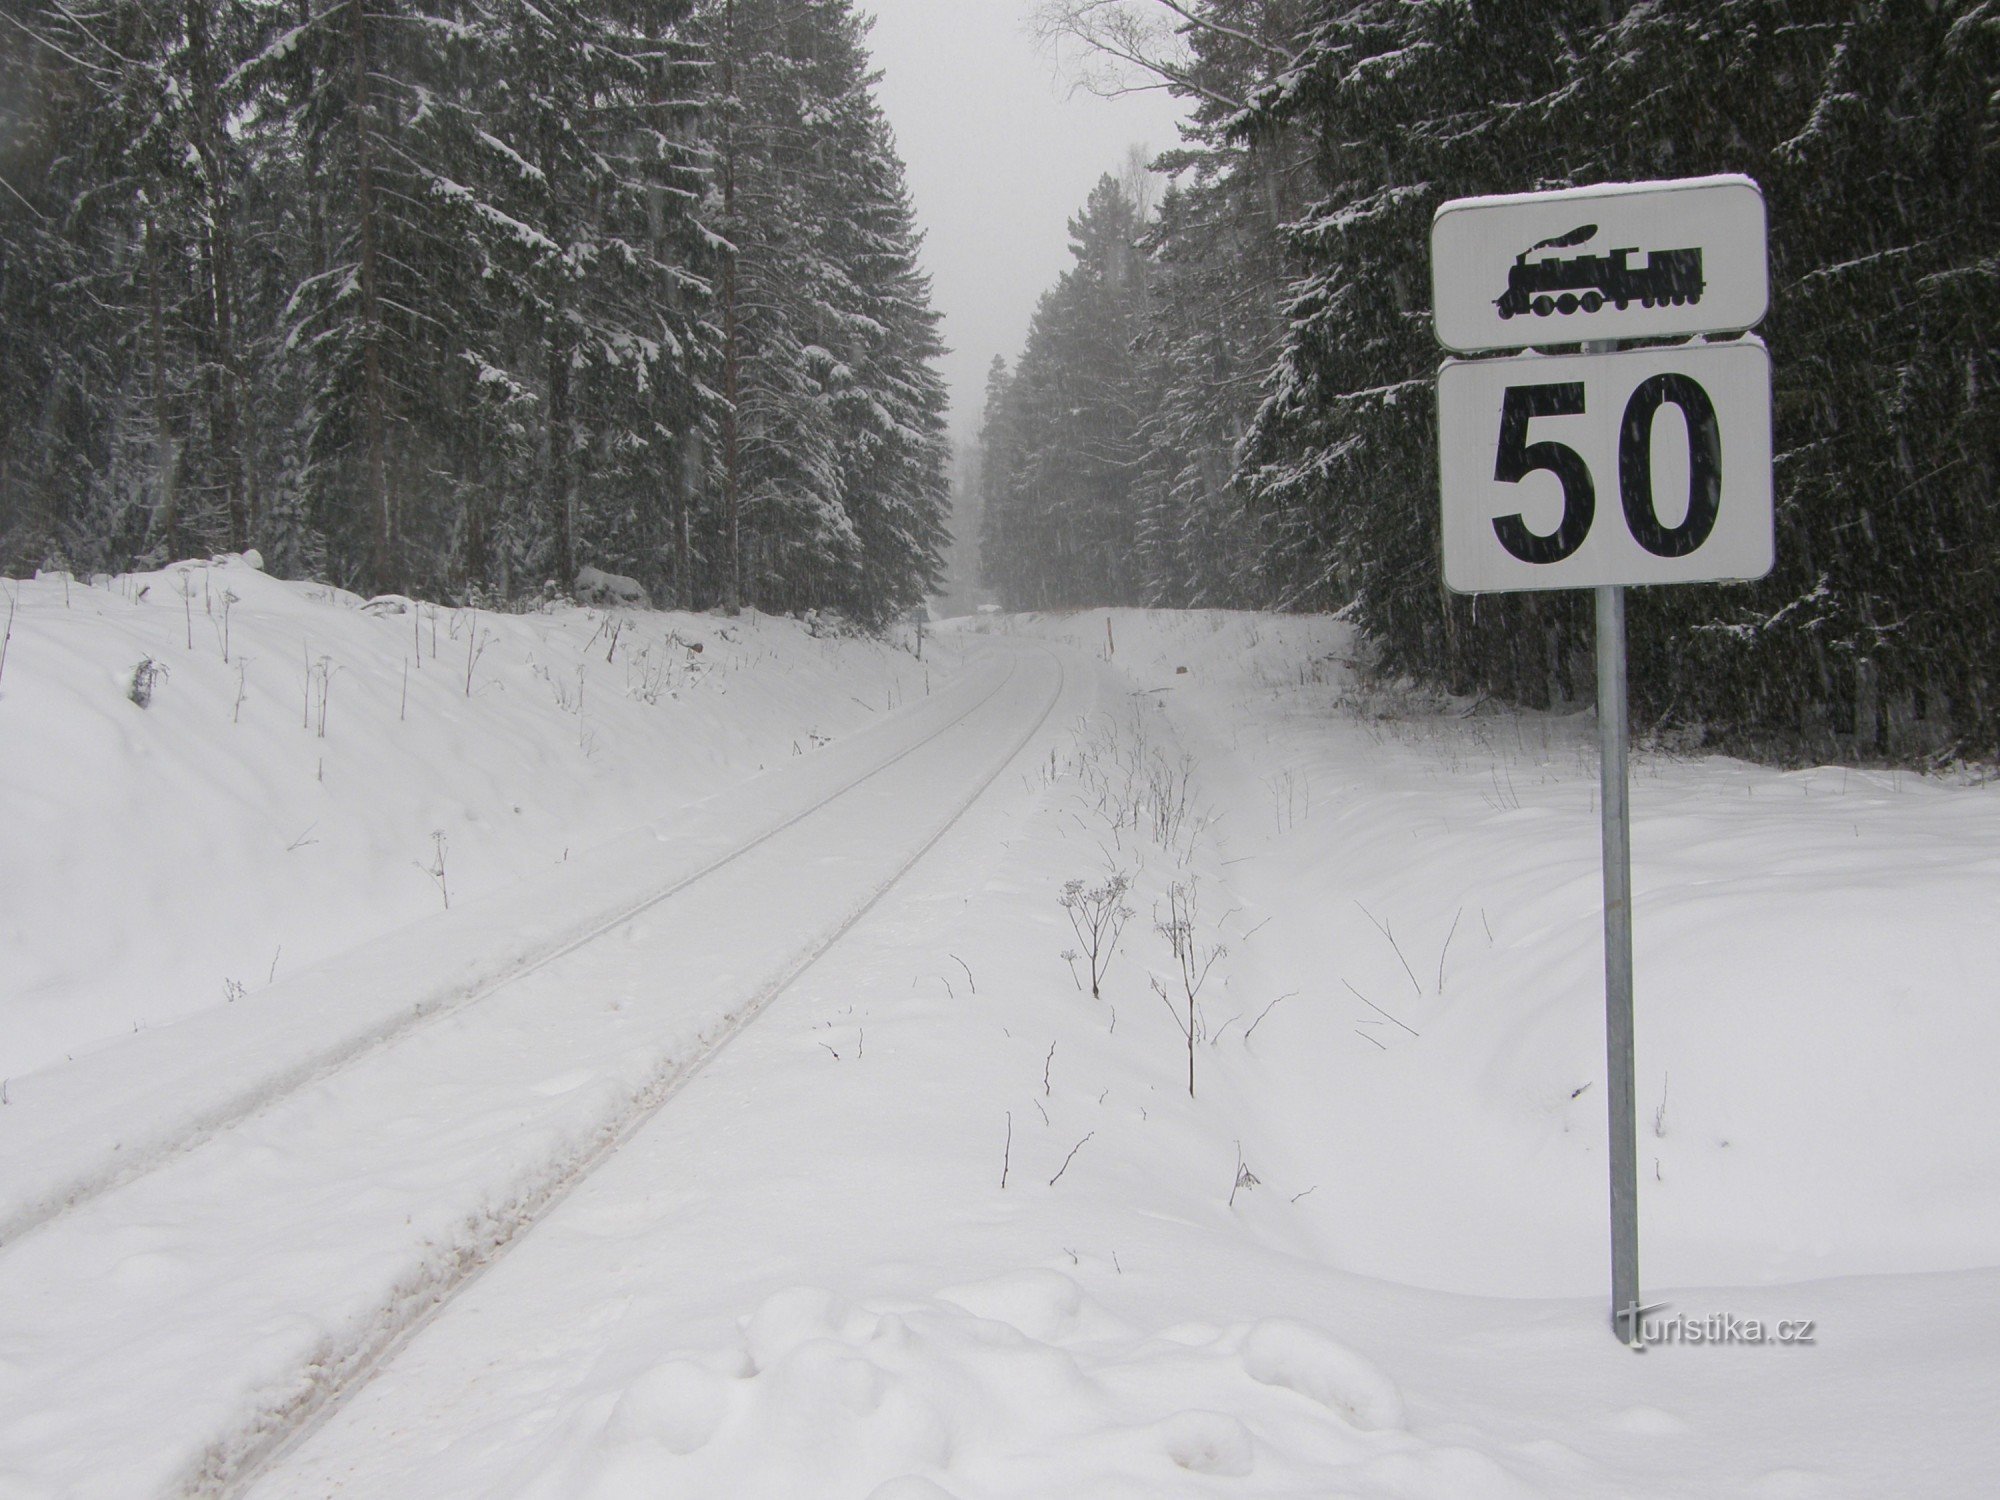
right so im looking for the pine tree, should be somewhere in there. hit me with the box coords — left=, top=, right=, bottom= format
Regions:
left=980, top=174, right=1153, bottom=609
left=696, top=0, right=948, bottom=621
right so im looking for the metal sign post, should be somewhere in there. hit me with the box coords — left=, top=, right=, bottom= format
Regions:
left=1431, top=180, right=1771, bottom=1345
left=1585, top=336, right=1641, bottom=1347
left=1595, top=582, right=1640, bottom=1342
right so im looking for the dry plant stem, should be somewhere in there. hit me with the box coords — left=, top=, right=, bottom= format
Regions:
left=1155, top=879, right=1224, bottom=1097
left=1342, top=979, right=1419, bottom=1037
left=1229, top=1141, right=1260, bottom=1207
left=1001, top=1112, right=1012, bottom=1189
left=1048, top=1132, right=1094, bottom=1187
left=1243, top=990, right=1297, bottom=1042
left=1356, top=900, right=1422, bottom=995
left=420, top=830, right=450, bottom=908
left=1436, top=907, right=1463, bottom=993
left=1060, top=873, right=1133, bottom=1000
left=0, top=592, right=16, bottom=685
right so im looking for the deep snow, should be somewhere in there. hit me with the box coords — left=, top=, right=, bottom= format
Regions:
left=2, top=577, right=1995, bottom=1498
left=0, top=556, right=943, bottom=1081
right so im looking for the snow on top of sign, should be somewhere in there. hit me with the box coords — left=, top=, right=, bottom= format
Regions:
left=1433, top=173, right=1762, bottom=221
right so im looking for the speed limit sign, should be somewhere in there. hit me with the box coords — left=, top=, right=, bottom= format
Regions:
left=1430, top=177, right=1772, bottom=1348
left=1438, top=339, right=1772, bottom=593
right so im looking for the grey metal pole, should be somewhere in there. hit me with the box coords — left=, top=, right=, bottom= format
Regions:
left=1595, top=581, right=1641, bottom=1345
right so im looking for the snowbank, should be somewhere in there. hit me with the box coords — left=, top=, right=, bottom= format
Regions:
left=0, top=560, right=942, bottom=1080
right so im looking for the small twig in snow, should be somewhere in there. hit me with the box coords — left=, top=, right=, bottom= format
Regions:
left=1343, top=979, right=1419, bottom=1037
left=1436, top=907, right=1462, bottom=993
left=1001, top=1111, right=1012, bottom=1189
left=1048, top=1132, right=1095, bottom=1187
left=1356, top=900, right=1421, bottom=995
left=1229, top=1141, right=1261, bottom=1207
left=1243, top=991, right=1298, bottom=1042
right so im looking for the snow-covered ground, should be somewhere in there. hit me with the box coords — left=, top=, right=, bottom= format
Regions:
left=0, top=557, right=942, bottom=1081
left=1, top=580, right=1994, bottom=1498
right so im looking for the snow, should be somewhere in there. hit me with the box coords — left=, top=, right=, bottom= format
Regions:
left=1431, top=173, right=1764, bottom=219
left=0, top=559, right=937, bottom=1083
left=1, top=594, right=1995, bottom=1498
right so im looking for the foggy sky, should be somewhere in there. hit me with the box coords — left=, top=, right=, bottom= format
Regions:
left=859, top=1, right=1187, bottom=446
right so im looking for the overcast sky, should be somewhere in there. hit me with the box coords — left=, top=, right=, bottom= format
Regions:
left=859, top=1, right=1187, bottom=446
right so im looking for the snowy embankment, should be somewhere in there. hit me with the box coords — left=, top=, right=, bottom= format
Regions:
left=250, top=609, right=1997, bottom=1500
left=0, top=557, right=939, bottom=1083
left=993, top=610, right=2000, bottom=1296
left=0, top=560, right=952, bottom=1241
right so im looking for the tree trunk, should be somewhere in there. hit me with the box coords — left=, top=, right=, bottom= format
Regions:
left=146, top=218, right=182, bottom=560
left=185, top=0, right=248, bottom=550
left=546, top=309, right=576, bottom=588
left=720, top=0, right=741, bottom=612
left=349, top=0, right=396, bottom=592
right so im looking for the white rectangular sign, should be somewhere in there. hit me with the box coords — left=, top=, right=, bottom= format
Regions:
left=1439, top=339, right=1773, bottom=594
left=1432, top=176, right=1767, bottom=353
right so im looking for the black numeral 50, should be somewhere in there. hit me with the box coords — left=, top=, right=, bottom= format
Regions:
left=1493, top=375, right=1722, bottom=565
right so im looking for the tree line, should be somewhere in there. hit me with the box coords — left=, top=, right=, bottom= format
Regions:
left=0, top=0, right=948, bottom=625
left=981, top=0, right=1997, bottom=760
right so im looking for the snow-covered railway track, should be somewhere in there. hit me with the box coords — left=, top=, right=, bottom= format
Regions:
left=1, top=649, right=1023, bottom=1253
left=0, top=642, right=1072, bottom=1500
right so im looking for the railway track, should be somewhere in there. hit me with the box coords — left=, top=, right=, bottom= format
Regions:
left=0, top=640, right=1073, bottom=1500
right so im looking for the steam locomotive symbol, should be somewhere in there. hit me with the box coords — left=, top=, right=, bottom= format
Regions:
left=1494, top=223, right=1705, bottom=319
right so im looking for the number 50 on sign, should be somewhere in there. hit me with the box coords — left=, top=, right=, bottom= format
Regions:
left=1438, top=340, right=1772, bottom=595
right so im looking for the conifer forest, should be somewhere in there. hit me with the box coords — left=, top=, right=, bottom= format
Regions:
left=981, top=0, right=1997, bottom=760
left=1, top=0, right=948, bottom=624
left=4, top=1, right=1997, bottom=759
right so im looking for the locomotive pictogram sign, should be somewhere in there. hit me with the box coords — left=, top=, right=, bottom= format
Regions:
left=1432, top=175, right=1765, bottom=351
left=1493, top=224, right=1704, bottom=321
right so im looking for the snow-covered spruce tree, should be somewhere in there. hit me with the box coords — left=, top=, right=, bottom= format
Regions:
left=0, top=2, right=135, bottom=574
left=1561, top=1, right=2000, bottom=756
left=0, top=1, right=276, bottom=574
left=973, top=355, right=1021, bottom=607
left=1239, top=1, right=1602, bottom=710
left=1029, top=0, right=1309, bottom=612
left=696, top=0, right=947, bottom=623
left=980, top=174, right=1153, bottom=610
left=823, top=103, right=952, bottom=625
left=462, top=0, right=716, bottom=602
left=259, top=0, right=513, bottom=597
left=1124, top=3, right=1305, bottom=612
left=1239, top=0, right=1996, bottom=756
